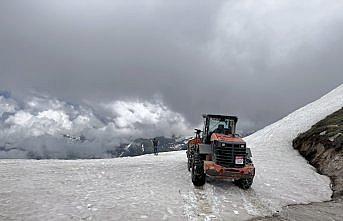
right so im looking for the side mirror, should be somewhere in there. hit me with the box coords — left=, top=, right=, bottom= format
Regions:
left=194, top=129, right=202, bottom=135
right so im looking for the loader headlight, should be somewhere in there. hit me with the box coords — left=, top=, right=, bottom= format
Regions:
left=221, top=143, right=226, bottom=147
left=240, top=144, right=245, bottom=148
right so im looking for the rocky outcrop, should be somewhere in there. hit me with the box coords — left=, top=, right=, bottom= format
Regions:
left=293, top=108, right=343, bottom=197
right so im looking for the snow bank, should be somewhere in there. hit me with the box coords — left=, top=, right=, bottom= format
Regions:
left=246, top=84, right=343, bottom=211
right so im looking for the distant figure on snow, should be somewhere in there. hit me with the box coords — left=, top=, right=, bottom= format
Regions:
left=153, top=138, right=159, bottom=155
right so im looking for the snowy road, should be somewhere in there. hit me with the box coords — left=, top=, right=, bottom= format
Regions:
left=0, top=151, right=270, bottom=221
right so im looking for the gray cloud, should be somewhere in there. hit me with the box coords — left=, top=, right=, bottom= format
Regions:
left=0, top=93, right=191, bottom=158
left=0, top=0, right=342, bottom=133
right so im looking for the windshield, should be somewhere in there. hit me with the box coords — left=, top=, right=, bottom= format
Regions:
left=208, top=117, right=235, bottom=134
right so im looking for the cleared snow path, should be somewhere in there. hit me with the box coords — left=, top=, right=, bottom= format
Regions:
left=0, top=84, right=342, bottom=221
left=0, top=152, right=268, bottom=221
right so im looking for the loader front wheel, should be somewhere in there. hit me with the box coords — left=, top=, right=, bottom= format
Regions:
left=234, top=178, right=253, bottom=190
left=191, top=153, right=205, bottom=186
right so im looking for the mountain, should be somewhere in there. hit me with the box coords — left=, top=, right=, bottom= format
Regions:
left=116, top=136, right=189, bottom=157
left=0, top=133, right=189, bottom=160
left=293, top=107, right=343, bottom=197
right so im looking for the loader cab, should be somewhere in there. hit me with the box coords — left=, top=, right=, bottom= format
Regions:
left=202, top=114, right=238, bottom=144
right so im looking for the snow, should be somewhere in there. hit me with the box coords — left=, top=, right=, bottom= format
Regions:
left=0, top=84, right=342, bottom=220
left=245, top=84, right=343, bottom=211
left=0, top=152, right=269, bottom=221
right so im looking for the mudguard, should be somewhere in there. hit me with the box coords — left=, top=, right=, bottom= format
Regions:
left=198, top=144, right=211, bottom=154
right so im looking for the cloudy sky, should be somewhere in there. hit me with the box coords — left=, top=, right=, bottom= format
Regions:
left=1, top=0, right=343, bottom=133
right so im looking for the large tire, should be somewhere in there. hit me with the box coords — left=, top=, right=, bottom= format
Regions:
left=187, top=158, right=192, bottom=172
left=186, top=151, right=190, bottom=171
left=191, top=153, right=206, bottom=186
left=234, top=177, right=253, bottom=189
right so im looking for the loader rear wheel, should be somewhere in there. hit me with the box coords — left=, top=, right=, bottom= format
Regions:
left=191, top=153, right=205, bottom=186
left=234, top=178, right=253, bottom=189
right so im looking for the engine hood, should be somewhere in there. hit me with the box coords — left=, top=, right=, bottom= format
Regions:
left=210, top=133, right=245, bottom=144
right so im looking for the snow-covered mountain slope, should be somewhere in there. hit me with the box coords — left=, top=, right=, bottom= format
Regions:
left=245, top=84, right=343, bottom=211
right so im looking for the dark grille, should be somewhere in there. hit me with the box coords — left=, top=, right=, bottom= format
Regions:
left=214, top=143, right=246, bottom=168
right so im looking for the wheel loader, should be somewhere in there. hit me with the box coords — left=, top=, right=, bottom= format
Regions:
left=187, top=114, right=255, bottom=189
